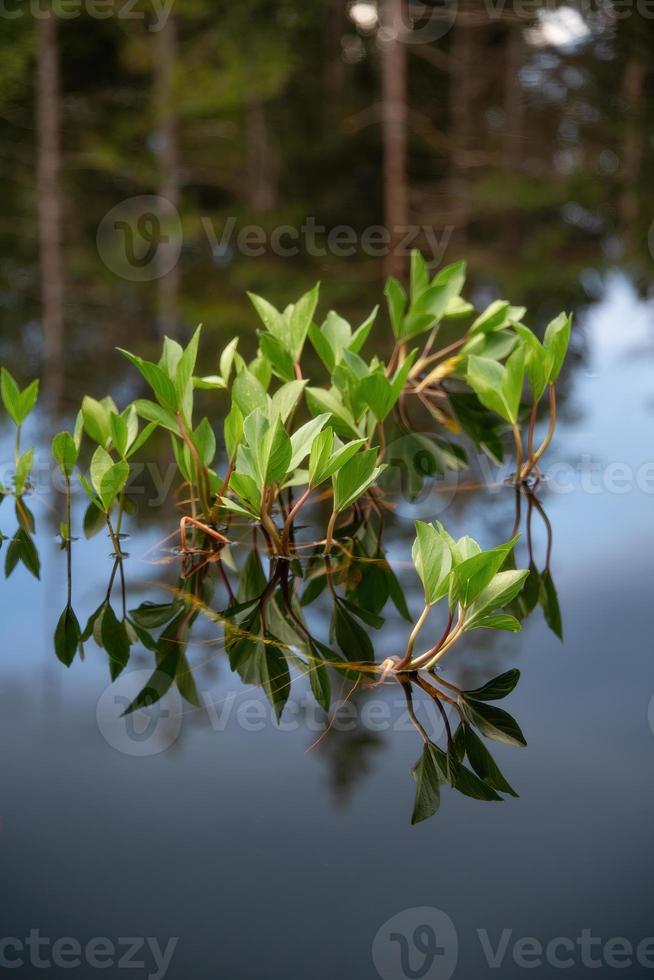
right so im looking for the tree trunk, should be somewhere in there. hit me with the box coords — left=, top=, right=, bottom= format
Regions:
left=37, top=15, right=64, bottom=410
left=502, top=26, right=525, bottom=253
left=619, top=57, right=645, bottom=252
left=155, top=16, right=180, bottom=336
left=245, top=100, right=279, bottom=212
left=448, top=0, right=477, bottom=251
left=380, top=0, right=408, bottom=279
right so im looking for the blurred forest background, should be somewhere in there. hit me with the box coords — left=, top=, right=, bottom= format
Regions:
left=1, top=0, right=653, bottom=409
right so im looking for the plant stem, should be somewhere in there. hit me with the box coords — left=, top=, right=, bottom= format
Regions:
left=527, top=398, right=538, bottom=467
left=260, top=504, right=282, bottom=554
left=511, top=423, right=523, bottom=484
left=14, top=423, right=21, bottom=470
left=65, top=475, right=72, bottom=608
left=176, top=412, right=211, bottom=516
left=105, top=514, right=126, bottom=616
left=395, top=603, right=430, bottom=670
left=521, top=383, right=556, bottom=479
left=281, top=485, right=312, bottom=554
left=324, top=509, right=337, bottom=555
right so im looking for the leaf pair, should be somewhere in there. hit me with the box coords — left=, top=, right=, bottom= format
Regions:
left=466, top=343, right=526, bottom=425
left=0, top=368, right=39, bottom=427
left=249, top=283, right=319, bottom=364
left=386, top=253, right=468, bottom=341
left=308, top=307, right=376, bottom=374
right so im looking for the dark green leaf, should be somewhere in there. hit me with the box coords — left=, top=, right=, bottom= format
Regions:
left=54, top=604, right=81, bottom=667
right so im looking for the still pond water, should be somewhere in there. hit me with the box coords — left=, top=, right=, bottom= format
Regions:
left=1, top=272, right=654, bottom=979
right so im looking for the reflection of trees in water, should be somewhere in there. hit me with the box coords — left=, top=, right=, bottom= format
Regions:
left=0, top=3, right=652, bottom=404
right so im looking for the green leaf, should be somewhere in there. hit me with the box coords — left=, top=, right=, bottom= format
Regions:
left=452, top=762, right=503, bottom=802
left=410, top=742, right=441, bottom=824
left=464, top=569, right=529, bottom=628
left=130, top=600, right=182, bottom=629
left=469, top=300, right=511, bottom=335
left=1, top=369, right=38, bottom=425
left=463, top=669, right=521, bottom=702
left=333, top=601, right=374, bottom=662
left=5, top=528, right=40, bottom=579
left=514, top=324, right=551, bottom=401
left=118, top=350, right=178, bottom=412
left=15, top=497, right=35, bottom=534
left=51, top=431, right=78, bottom=478
left=248, top=292, right=287, bottom=341
left=175, top=324, right=202, bottom=408
left=305, top=387, right=361, bottom=439
left=54, top=604, right=81, bottom=667
left=465, top=726, right=518, bottom=797
left=359, top=372, right=394, bottom=422
left=467, top=613, right=521, bottom=632
left=229, top=472, right=261, bottom=515
left=332, top=448, right=385, bottom=513
left=449, top=536, right=519, bottom=609
left=245, top=411, right=292, bottom=489
left=412, top=521, right=452, bottom=605
left=540, top=569, right=563, bottom=640
left=502, top=342, right=526, bottom=423
left=289, top=414, right=330, bottom=471
left=385, top=276, right=407, bottom=338
left=308, top=656, right=331, bottom=713
left=14, top=449, right=34, bottom=495
left=460, top=697, right=527, bottom=747
left=349, top=306, right=377, bottom=354
left=223, top=403, right=243, bottom=460
left=543, top=313, right=571, bottom=383
left=270, top=379, right=306, bottom=423
left=232, top=367, right=268, bottom=417
left=260, top=640, right=292, bottom=722
left=288, top=283, right=320, bottom=361
left=410, top=249, right=429, bottom=300
left=109, top=412, right=129, bottom=458
left=101, top=460, right=129, bottom=512
left=466, top=355, right=513, bottom=423
left=259, top=332, right=295, bottom=382
left=82, top=395, right=112, bottom=447
left=100, top=603, right=131, bottom=680
left=83, top=500, right=105, bottom=538
left=192, top=417, right=216, bottom=467
left=133, top=399, right=179, bottom=434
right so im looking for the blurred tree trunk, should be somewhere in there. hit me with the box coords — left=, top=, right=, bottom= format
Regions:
left=245, top=100, right=279, bottom=212
left=448, top=0, right=477, bottom=251
left=155, top=16, right=180, bottom=336
left=323, top=0, right=346, bottom=109
left=502, top=26, right=525, bottom=253
left=380, top=0, right=408, bottom=279
left=37, top=15, right=64, bottom=410
left=619, top=57, right=645, bottom=252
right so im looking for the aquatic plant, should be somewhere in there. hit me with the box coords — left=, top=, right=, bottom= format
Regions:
left=0, top=251, right=572, bottom=822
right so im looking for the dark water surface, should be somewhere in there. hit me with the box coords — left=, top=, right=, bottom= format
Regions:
left=2, top=273, right=654, bottom=979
